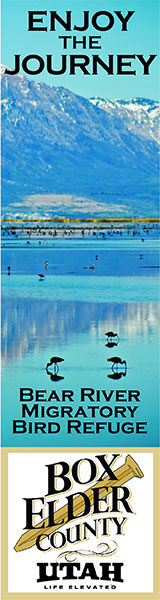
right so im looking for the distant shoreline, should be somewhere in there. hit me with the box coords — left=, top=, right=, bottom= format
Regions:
left=1, top=217, right=160, bottom=224
left=1, top=219, right=159, bottom=241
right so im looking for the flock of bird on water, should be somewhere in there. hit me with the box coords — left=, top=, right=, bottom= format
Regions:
left=3, top=224, right=159, bottom=279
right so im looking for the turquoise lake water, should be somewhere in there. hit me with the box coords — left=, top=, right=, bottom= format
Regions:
left=1, top=239, right=159, bottom=447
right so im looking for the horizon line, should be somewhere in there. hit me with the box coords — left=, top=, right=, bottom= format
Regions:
left=1, top=218, right=160, bottom=224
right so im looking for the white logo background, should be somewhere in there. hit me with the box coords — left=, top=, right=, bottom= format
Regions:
left=8, top=451, right=153, bottom=593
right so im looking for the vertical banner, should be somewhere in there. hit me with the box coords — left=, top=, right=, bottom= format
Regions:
left=1, top=1, right=160, bottom=598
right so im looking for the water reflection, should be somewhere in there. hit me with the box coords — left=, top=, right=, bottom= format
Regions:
left=2, top=297, right=159, bottom=365
left=2, top=241, right=159, bottom=448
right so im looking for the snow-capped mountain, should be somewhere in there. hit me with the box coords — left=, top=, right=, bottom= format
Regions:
left=90, top=97, right=159, bottom=144
left=1, top=67, right=159, bottom=218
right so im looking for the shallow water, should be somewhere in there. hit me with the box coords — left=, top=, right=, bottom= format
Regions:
left=1, top=238, right=159, bottom=276
left=1, top=240, right=159, bottom=447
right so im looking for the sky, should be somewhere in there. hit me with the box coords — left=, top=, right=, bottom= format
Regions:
left=1, top=0, right=159, bottom=99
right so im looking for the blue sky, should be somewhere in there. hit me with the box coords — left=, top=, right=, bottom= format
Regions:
left=1, top=0, right=159, bottom=99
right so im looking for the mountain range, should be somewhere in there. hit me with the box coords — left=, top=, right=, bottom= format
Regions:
left=1, top=66, right=159, bottom=218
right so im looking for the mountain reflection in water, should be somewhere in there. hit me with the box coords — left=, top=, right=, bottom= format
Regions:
left=2, top=298, right=159, bottom=364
